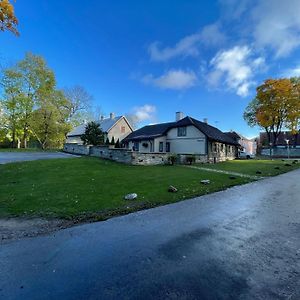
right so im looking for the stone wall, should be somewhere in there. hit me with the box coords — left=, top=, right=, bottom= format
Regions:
left=261, top=147, right=300, bottom=157
left=63, top=144, right=169, bottom=165
left=208, top=142, right=237, bottom=163
left=63, top=143, right=90, bottom=155
left=63, top=143, right=237, bottom=165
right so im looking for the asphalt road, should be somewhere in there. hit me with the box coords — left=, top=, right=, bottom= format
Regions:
left=0, top=152, right=78, bottom=164
left=1, top=170, right=300, bottom=300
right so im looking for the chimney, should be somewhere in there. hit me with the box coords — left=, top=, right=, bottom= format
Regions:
left=203, top=118, right=208, bottom=124
left=176, top=112, right=184, bottom=122
left=110, top=112, right=115, bottom=120
left=100, top=115, right=104, bottom=121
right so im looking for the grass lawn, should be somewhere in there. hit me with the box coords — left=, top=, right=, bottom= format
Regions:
left=0, top=157, right=252, bottom=220
left=199, top=159, right=300, bottom=177
left=1, top=157, right=299, bottom=221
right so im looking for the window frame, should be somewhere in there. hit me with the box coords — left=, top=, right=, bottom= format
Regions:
left=177, top=126, right=187, bottom=137
left=159, top=142, right=164, bottom=152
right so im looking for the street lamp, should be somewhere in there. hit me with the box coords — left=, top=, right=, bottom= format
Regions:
left=285, top=139, right=290, bottom=159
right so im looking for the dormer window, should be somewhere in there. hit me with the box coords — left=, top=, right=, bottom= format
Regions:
left=177, top=127, right=187, bottom=137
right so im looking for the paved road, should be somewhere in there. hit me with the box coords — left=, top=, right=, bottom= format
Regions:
left=1, top=170, right=300, bottom=300
left=0, top=152, right=78, bottom=164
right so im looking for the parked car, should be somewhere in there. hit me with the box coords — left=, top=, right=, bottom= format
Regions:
left=239, top=151, right=255, bottom=159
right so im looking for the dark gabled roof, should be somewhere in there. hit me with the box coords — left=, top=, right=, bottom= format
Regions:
left=224, top=131, right=241, bottom=142
left=123, top=121, right=175, bottom=141
left=124, top=116, right=239, bottom=146
left=182, top=117, right=239, bottom=145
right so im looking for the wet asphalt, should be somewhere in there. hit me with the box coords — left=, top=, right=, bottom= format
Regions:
left=0, top=152, right=78, bottom=164
left=0, top=169, right=300, bottom=300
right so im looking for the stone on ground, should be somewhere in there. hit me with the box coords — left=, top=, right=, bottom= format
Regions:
left=124, top=193, right=138, bottom=200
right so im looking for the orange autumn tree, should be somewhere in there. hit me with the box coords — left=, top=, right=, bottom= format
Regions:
left=244, top=78, right=294, bottom=146
left=0, top=0, right=18, bottom=35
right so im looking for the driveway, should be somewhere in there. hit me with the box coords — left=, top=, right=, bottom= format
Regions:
left=1, top=170, right=300, bottom=299
left=0, top=152, right=78, bottom=164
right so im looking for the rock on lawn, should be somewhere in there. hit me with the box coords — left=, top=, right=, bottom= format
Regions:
left=124, top=193, right=138, bottom=200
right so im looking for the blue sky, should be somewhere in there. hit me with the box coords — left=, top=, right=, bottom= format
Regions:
left=1, top=0, right=300, bottom=137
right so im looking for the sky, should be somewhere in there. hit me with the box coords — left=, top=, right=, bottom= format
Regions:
left=1, top=0, right=300, bottom=138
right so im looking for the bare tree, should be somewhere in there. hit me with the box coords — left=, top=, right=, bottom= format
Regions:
left=63, top=85, right=93, bottom=126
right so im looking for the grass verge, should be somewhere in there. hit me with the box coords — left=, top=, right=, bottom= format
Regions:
left=0, top=157, right=252, bottom=221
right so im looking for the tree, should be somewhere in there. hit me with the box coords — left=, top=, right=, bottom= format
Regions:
left=63, top=85, right=93, bottom=127
left=0, top=53, right=57, bottom=147
left=0, top=0, right=18, bottom=35
left=244, top=79, right=293, bottom=146
left=115, top=138, right=120, bottom=148
left=81, top=121, right=104, bottom=145
left=105, top=137, right=110, bottom=145
left=30, top=90, right=71, bottom=149
left=110, top=136, right=115, bottom=145
left=0, top=53, right=72, bottom=149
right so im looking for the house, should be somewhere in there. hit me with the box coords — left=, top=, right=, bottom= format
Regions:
left=259, top=131, right=300, bottom=148
left=66, top=113, right=133, bottom=144
left=225, top=131, right=257, bottom=156
left=123, top=112, right=240, bottom=163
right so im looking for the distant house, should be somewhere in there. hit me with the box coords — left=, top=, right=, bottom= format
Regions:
left=123, top=112, right=240, bottom=162
left=225, top=131, right=257, bottom=156
left=66, top=113, right=133, bottom=144
left=259, top=131, right=300, bottom=148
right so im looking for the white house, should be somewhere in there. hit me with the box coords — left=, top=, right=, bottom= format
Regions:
left=66, top=113, right=133, bottom=144
left=123, top=112, right=240, bottom=162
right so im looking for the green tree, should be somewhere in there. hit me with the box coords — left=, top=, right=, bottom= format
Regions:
left=110, top=136, right=115, bottom=145
left=30, top=90, right=71, bottom=149
left=115, top=138, right=120, bottom=148
left=81, top=121, right=104, bottom=145
left=1, top=53, right=57, bottom=148
left=0, top=53, right=72, bottom=149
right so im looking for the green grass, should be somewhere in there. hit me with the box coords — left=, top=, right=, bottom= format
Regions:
left=200, top=159, right=300, bottom=177
left=0, top=157, right=251, bottom=220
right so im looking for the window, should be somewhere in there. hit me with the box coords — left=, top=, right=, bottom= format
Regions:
left=177, top=127, right=187, bottom=137
left=213, top=143, right=217, bottom=152
left=121, top=126, right=126, bottom=133
left=133, top=142, right=139, bottom=151
left=166, top=142, right=170, bottom=153
left=159, top=142, right=164, bottom=152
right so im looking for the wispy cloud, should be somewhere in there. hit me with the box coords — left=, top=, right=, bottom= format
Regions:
left=142, top=70, right=197, bottom=90
left=148, top=23, right=226, bottom=62
left=220, top=0, right=300, bottom=58
left=207, top=45, right=265, bottom=97
left=132, top=104, right=156, bottom=122
left=281, top=65, right=300, bottom=77
left=251, top=0, right=300, bottom=57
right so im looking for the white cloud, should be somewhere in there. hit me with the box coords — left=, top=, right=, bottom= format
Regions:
left=207, top=45, right=264, bottom=97
left=142, top=70, right=197, bottom=90
left=251, top=0, right=300, bottom=57
left=132, top=104, right=156, bottom=122
left=219, top=0, right=300, bottom=58
left=148, top=23, right=226, bottom=61
left=281, top=65, right=300, bottom=77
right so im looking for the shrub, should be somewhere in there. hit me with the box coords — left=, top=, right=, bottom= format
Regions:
left=81, top=121, right=104, bottom=146
left=115, top=139, right=121, bottom=148
left=110, top=136, right=115, bottom=145
left=168, top=154, right=177, bottom=165
left=186, top=155, right=196, bottom=165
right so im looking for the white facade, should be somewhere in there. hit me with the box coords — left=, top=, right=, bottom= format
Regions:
left=166, top=126, right=206, bottom=154
left=128, top=125, right=207, bottom=154
left=66, top=116, right=133, bottom=145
